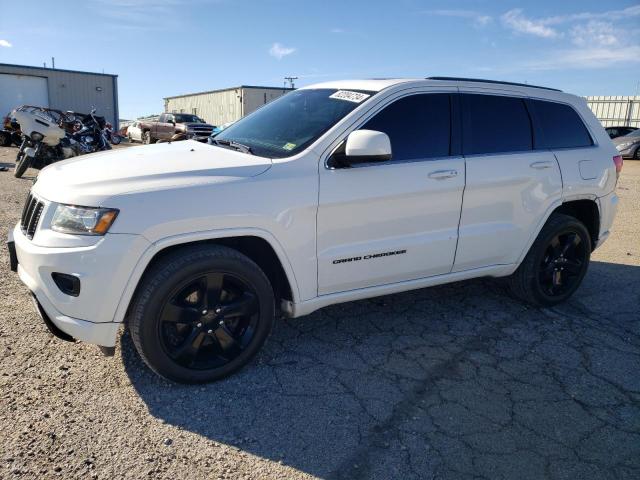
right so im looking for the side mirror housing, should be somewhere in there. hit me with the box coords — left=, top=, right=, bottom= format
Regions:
left=329, top=130, right=392, bottom=168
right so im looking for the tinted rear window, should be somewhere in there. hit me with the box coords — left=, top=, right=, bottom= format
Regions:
left=531, top=100, right=592, bottom=149
left=361, top=93, right=451, bottom=161
left=462, top=94, right=532, bottom=155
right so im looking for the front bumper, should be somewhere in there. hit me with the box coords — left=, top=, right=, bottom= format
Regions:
left=10, top=224, right=150, bottom=347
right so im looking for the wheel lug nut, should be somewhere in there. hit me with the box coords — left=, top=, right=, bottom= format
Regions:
left=207, top=329, right=213, bottom=334
left=219, top=320, right=224, bottom=326
left=201, top=310, right=207, bottom=315
left=196, top=322, right=202, bottom=328
left=215, top=308, right=221, bottom=314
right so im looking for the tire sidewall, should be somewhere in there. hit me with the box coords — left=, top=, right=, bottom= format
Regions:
left=132, top=252, right=274, bottom=383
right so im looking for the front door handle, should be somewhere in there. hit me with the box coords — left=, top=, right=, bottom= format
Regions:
left=428, top=169, right=458, bottom=180
left=530, top=161, right=554, bottom=170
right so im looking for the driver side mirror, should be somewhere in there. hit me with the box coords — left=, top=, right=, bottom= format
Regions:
left=328, top=129, right=392, bottom=168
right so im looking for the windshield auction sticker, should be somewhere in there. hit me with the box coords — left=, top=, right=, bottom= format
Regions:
left=329, top=90, right=371, bottom=103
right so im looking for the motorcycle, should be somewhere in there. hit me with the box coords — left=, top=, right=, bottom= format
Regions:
left=103, top=122, right=122, bottom=145
left=13, top=106, right=111, bottom=178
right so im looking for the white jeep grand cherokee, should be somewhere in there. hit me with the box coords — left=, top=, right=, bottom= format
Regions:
left=7, top=77, right=621, bottom=383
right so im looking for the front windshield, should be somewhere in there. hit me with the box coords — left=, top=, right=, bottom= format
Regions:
left=212, top=88, right=375, bottom=158
left=174, top=114, right=203, bottom=123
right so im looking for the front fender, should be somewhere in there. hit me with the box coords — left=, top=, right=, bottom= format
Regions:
left=110, top=227, right=301, bottom=324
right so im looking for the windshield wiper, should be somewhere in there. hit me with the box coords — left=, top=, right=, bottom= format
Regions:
left=211, top=139, right=253, bottom=155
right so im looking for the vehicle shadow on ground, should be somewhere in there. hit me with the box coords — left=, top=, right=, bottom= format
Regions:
left=122, top=260, right=640, bottom=479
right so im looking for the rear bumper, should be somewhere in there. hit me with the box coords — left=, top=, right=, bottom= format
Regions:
left=595, top=190, right=619, bottom=249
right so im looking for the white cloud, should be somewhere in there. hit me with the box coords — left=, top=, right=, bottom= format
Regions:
left=330, top=28, right=345, bottom=34
left=268, top=42, right=296, bottom=60
left=523, top=45, right=640, bottom=70
left=501, top=9, right=559, bottom=38
left=425, top=9, right=492, bottom=27
left=542, top=5, right=640, bottom=25
left=570, top=21, right=620, bottom=47
left=0, top=39, right=12, bottom=47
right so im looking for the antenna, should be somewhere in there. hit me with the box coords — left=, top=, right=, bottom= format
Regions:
left=52, top=57, right=55, bottom=69
left=284, top=76, right=298, bottom=89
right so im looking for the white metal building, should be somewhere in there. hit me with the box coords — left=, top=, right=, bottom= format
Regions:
left=0, top=63, right=119, bottom=127
left=586, top=96, right=640, bottom=127
left=164, top=86, right=293, bottom=127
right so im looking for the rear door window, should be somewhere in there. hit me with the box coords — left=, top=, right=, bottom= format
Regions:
left=530, top=100, right=593, bottom=149
left=361, top=93, right=451, bottom=161
left=461, top=94, right=532, bottom=155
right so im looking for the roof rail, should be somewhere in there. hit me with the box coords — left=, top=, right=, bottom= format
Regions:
left=426, top=77, right=562, bottom=92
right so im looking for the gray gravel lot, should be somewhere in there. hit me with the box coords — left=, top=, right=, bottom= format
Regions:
left=1, top=145, right=639, bottom=479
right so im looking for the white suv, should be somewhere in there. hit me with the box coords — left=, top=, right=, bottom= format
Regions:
left=7, top=78, right=621, bottom=383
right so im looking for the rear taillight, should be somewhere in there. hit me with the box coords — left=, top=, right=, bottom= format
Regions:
left=613, top=155, right=623, bottom=182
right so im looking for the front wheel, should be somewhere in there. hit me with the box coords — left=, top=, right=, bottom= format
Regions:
left=14, top=149, right=31, bottom=178
left=508, top=213, right=591, bottom=307
left=110, top=133, right=121, bottom=145
left=142, top=131, right=154, bottom=145
left=128, top=245, right=275, bottom=383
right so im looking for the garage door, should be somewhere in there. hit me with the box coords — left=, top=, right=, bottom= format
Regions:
left=0, top=74, right=49, bottom=116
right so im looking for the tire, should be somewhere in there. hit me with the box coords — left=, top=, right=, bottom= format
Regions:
left=128, top=134, right=133, bottom=143
left=110, top=133, right=121, bottom=145
left=634, top=147, right=640, bottom=160
left=128, top=244, right=275, bottom=383
left=0, top=131, right=10, bottom=147
left=508, top=213, right=591, bottom=307
left=142, top=131, right=154, bottom=145
left=14, top=150, right=30, bottom=178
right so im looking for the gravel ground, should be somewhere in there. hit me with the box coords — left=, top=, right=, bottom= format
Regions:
left=1, top=146, right=639, bottom=480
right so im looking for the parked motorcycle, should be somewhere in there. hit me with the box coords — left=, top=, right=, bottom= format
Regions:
left=0, top=114, right=22, bottom=147
left=103, top=122, right=122, bottom=145
left=12, top=106, right=111, bottom=178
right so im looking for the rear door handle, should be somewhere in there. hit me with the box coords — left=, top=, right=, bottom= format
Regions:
left=530, top=161, right=554, bottom=170
left=428, top=169, right=458, bottom=180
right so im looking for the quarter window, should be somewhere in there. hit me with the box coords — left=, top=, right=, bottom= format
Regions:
left=462, top=94, right=532, bottom=155
left=361, top=94, right=451, bottom=161
left=530, top=100, right=593, bottom=149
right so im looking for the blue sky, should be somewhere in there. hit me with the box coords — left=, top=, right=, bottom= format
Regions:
left=1, top=0, right=639, bottom=119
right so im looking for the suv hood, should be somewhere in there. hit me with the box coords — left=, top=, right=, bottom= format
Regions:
left=33, top=141, right=272, bottom=206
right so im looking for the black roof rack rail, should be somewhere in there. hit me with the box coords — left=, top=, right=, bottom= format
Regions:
left=426, top=77, right=562, bottom=92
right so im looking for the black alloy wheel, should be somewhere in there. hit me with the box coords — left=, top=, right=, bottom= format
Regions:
left=158, top=272, right=259, bottom=370
left=537, top=231, right=588, bottom=298
left=129, top=245, right=275, bottom=383
left=508, top=213, right=591, bottom=307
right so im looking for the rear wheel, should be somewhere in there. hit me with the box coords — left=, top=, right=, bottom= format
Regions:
left=142, top=131, right=154, bottom=144
left=508, top=213, right=591, bottom=307
left=0, top=131, right=10, bottom=146
left=129, top=245, right=275, bottom=383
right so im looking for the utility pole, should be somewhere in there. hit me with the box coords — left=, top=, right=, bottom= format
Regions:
left=284, top=76, right=298, bottom=89
left=52, top=57, right=55, bottom=69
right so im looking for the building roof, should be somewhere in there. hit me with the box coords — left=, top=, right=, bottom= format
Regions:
left=164, top=85, right=294, bottom=100
left=0, top=62, right=117, bottom=77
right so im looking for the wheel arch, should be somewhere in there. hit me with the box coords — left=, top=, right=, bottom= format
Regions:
left=113, top=230, right=300, bottom=325
left=515, top=196, right=601, bottom=266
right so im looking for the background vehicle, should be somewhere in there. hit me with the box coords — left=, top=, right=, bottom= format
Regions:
left=138, top=113, right=215, bottom=144
left=13, top=106, right=112, bottom=178
left=605, top=126, right=638, bottom=139
left=613, top=128, right=640, bottom=159
left=8, top=78, right=620, bottom=384
left=104, top=122, right=122, bottom=145
left=0, top=113, right=22, bottom=147
left=207, top=121, right=233, bottom=144
left=127, top=121, right=143, bottom=142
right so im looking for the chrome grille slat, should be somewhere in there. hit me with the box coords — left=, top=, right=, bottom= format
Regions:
left=20, top=192, right=44, bottom=240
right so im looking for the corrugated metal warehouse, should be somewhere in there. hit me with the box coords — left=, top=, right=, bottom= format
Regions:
left=0, top=63, right=118, bottom=127
left=586, top=96, right=640, bottom=127
left=164, top=86, right=293, bottom=126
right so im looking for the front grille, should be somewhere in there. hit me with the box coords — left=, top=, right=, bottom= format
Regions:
left=189, top=126, right=214, bottom=135
left=20, top=193, right=45, bottom=240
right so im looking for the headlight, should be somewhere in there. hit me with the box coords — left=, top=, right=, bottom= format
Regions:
left=51, top=204, right=119, bottom=235
left=31, top=132, right=44, bottom=142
